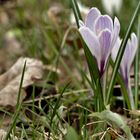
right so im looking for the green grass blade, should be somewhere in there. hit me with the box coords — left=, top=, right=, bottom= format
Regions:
left=134, top=16, right=140, bottom=109
left=48, top=83, right=70, bottom=138
left=106, top=1, right=140, bottom=105
left=5, top=61, right=26, bottom=140
left=16, top=61, right=26, bottom=109
left=72, top=0, right=82, bottom=20
left=117, top=74, right=131, bottom=109
left=71, top=0, right=81, bottom=28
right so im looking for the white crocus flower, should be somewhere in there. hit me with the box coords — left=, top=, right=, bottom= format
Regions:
left=101, top=0, right=122, bottom=15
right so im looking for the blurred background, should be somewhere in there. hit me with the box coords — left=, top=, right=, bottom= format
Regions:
left=0, top=0, right=138, bottom=82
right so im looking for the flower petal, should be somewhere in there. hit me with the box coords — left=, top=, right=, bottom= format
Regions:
left=85, top=7, right=101, bottom=30
left=131, top=33, right=138, bottom=47
left=111, top=37, right=121, bottom=62
left=127, top=33, right=138, bottom=70
left=94, top=15, right=113, bottom=35
left=79, top=20, right=85, bottom=27
left=98, top=29, right=112, bottom=71
left=79, top=26, right=100, bottom=63
left=112, top=17, right=120, bottom=47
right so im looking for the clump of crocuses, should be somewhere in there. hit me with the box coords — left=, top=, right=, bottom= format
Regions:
left=79, top=7, right=120, bottom=77
left=78, top=7, right=138, bottom=109
left=112, top=33, right=138, bottom=109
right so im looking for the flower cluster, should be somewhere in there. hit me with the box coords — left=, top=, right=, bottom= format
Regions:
left=79, top=7, right=138, bottom=79
left=78, top=7, right=138, bottom=109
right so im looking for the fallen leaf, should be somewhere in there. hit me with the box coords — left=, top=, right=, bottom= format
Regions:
left=0, top=57, right=43, bottom=109
left=129, top=110, right=140, bottom=116
left=0, top=129, right=7, bottom=140
left=0, top=129, right=18, bottom=140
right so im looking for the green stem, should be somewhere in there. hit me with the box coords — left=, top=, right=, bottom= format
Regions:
left=127, top=78, right=135, bottom=110
left=117, top=74, right=131, bottom=110
left=100, top=73, right=106, bottom=107
left=96, top=79, right=105, bottom=112
left=134, top=16, right=140, bottom=109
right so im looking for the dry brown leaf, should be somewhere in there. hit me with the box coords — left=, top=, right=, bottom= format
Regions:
left=0, top=129, right=18, bottom=140
left=0, top=129, right=7, bottom=140
left=0, top=57, right=43, bottom=108
left=129, top=110, right=140, bottom=116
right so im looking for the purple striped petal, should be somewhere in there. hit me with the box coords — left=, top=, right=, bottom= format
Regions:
left=94, top=15, right=113, bottom=35
left=122, top=39, right=131, bottom=63
left=121, top=33, right=137, bottom=72
left=127, top=33, right=138, bottom=70
left=85, top=8, right=101, bottom=31
left=112, top=17, right=120, bottom=47
left=79, top=26, right=100, bottom=64
left=98, top=29, right=112, bottom=71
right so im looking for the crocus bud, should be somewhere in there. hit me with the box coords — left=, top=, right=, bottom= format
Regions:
left=112, top=33, right=138, bottom=87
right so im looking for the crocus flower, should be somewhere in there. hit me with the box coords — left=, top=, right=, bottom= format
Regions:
left=111, top=33, right=138, bottom=109
left=112, top=33, right=138, bottom=87
left=101, top=0, right=122, bottom=15
left=79, top=7, right=120, bottom=77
